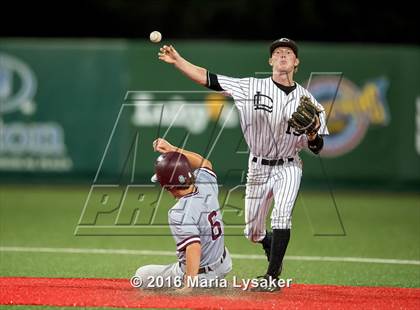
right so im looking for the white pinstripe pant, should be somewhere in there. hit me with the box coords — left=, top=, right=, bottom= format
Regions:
left=244, top=155, right=302, bottom=242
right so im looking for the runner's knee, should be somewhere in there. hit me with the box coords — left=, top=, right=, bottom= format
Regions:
left=133, top=265, right=152, bottom=288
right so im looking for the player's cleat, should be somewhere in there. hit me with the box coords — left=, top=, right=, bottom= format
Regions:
left=249, top=274, right=281, bottom=292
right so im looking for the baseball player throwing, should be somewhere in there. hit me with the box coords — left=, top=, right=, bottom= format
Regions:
left=133, top=138, right=232, bottom=293
left=158, top=38, right=328, bottom=292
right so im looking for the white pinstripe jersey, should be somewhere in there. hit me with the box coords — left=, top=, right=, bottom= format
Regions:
left=168, top=167, right=225, bottom=266
left=217, top=75, right=329, bottom=159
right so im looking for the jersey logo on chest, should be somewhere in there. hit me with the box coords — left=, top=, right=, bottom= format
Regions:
left=253, top=91, right=273, bottom=113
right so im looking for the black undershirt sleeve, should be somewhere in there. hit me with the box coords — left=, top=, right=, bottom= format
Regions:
left=308, top=134, right=324, bottom=154
left=206, top=71, right=224, bottom=91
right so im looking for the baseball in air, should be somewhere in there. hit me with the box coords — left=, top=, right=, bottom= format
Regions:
left=149, top=31, right=162, bottom=43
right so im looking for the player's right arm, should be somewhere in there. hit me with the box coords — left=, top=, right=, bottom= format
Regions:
left=158, top=45, right=247, bottom=98
left=183, top=242, right=201, bottom=289
left=159, top=45, right=207, bottom=86
left=153, top=138, right=213, bottom=170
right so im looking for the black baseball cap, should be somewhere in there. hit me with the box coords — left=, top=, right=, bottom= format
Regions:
left=269, top=38, right=298, bottom=57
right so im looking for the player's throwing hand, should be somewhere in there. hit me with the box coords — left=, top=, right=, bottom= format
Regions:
left=158, top=45, right=180, bottom=64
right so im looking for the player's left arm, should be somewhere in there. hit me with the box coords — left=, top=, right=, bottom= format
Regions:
left=306, top=119, right=324, bottom=154
left=153, top=138, right=213, bottom=170
left=307, top=100, right=328, bottom=154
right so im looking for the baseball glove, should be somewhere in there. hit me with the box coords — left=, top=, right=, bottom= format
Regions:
left=288, top=96, right=322, bottom=135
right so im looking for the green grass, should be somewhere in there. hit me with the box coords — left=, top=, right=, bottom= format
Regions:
left=1, top=185, right=419, bottom=292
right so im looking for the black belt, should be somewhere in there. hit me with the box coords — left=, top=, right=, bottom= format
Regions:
left=252, top=157, right=294, bottom=166
left=180, top=248, right=226, bottom=274
left=198, top=248, right=227, bottom=274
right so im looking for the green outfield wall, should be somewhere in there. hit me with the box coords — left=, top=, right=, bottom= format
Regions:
left=0, top=39, right=419, bottom=189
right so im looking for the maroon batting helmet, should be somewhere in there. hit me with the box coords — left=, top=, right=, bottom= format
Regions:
left=151, top=152, right=194, bottom=189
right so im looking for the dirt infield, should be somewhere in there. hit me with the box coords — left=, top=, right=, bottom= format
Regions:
left=1, top=277, right=419, bottom=309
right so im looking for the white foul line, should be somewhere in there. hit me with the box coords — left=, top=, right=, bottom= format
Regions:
left=0, top=246, right=419, bottom=266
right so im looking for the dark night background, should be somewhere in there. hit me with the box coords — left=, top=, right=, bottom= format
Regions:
left=0, top=0, right=418, bottom=44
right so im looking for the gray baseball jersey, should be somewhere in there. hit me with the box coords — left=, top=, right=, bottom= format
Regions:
left=168, top=167, right=225, bottom=266
left=216, top=75, right=329, bottom=158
